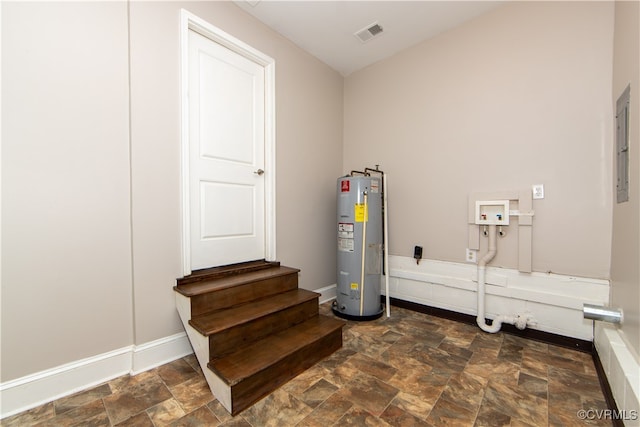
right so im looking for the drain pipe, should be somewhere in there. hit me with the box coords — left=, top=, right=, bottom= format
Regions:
left=476, top=225, right=525, bottom=333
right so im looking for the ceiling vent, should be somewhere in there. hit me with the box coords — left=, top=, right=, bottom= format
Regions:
left=354, top=22, right=384, bottom=43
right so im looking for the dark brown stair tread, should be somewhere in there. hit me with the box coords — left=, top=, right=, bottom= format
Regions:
left=189, top=289, right=320, bottom=336
left=209, top=315, right=345, bottom=386
left=174, top=265, right=300, bottom=297
left=177, top=260, right=279, bottom=286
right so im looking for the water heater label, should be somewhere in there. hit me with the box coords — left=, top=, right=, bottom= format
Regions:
left=370, top=180, right=379, bottom=193
left=338, top=238, right=354, bottom=252
left=341, top=180, right=350, bottom=192
left=354, top=204, right=368, bottom=222
left=338, top=222, right=354, bottom=238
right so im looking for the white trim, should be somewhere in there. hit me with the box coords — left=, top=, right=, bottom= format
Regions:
left=0, top=333, right=193, bottom=419
left=131, top=332, right=193, bottom=375
left=175, top=292, right=233, bottom=412
left=179, top=9, right=276, bottom=275
left=180, top=10, right=191, bottom=276
left=594, top=324, right=640, bottom=423
left=264, top=60, right=277, bottom=262
left=315, top=284, right=337, bottom=304
left=383, top=255, right=609, bottom=340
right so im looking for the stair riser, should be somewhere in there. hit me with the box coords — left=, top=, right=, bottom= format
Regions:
left=191, top=273, right=298, bottom=316
left=177, top=261, right=280, bottom=286
left=228, top=328, right=343, bottom=415
left=208, top=298, right=319, bottom=360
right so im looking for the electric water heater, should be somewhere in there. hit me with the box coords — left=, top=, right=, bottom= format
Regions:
left=333, top=175, right=384, bottom=320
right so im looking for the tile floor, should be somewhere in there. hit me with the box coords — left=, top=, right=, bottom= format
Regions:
left=2, top=302, right=611, bottom=426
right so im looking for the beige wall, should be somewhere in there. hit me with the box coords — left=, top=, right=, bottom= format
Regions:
left=1, top=0, right=629, bottom=390
left=1, top=2, right=133, bottom=380
left=128, top=1, right=344, bottom=344
left=1, top=0, right=343, bottom=382
left=610, top=0, right=640, bottom=357
left=344, top=1, right=614, bottom=279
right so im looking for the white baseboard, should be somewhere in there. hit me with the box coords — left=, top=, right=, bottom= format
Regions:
left=383, top=255, right=610, bottom=340
left=131, top=332, right=193, bottom=375
left=595, top=323, right=640, bottom=426
left=0, top=332, right=193, bottom=419
left=314, top=284, right=337, bottom=304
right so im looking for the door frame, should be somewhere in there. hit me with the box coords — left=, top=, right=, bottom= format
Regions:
left=180, top=9, right=276, bottom=276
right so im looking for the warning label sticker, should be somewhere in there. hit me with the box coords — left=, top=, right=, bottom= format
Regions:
left=354, top=204, right=368, bottom=222
left=370, top=180, right=380, bottom=193
left=341, top=180, right=350, bottom=192
left=338, top=222, right=354, bottom=252
left=338, top=222, right=354, bottom=238
left=350, top=283, right=360, bottom=299
left=338, top=238, right=355, bottom=252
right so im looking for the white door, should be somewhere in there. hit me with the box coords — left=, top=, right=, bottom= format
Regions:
left=187, top=29, right=266, bottom=270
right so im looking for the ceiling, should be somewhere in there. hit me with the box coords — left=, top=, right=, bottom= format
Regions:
left=234, top=1, right=503, bottom=76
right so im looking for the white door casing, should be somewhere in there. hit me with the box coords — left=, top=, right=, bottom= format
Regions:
left=181, top=11, right=276, bottom=275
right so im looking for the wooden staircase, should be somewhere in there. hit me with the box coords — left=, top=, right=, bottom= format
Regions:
left=174, top=260, right=345, bottom=415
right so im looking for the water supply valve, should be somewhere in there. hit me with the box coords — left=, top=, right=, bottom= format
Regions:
left=475, top=200, right=510, bottom=226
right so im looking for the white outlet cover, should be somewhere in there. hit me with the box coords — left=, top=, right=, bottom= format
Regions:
left=466, top=248, right=477, bottom=263
left=532, top=184, right=544, bottom=199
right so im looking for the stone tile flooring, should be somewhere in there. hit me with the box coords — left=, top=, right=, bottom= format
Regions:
left=2, top=302, right=611, bottom=426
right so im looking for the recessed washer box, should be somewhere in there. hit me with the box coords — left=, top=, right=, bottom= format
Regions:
left=475, top=200, right=510, bottom=225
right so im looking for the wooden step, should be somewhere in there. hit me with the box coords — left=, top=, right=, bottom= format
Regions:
left=175, top=265, right=298, bottom=297
left=177, top=260, right=280, bottom=286
left=175, top=266, right=300, bottom=316
left=189, top=289, right=321, bottom=360
left=174, top=262, right=345, bottom=415
left=208, top=315, right=345, bottom=415
left=190, top=289, right=320, bottom=336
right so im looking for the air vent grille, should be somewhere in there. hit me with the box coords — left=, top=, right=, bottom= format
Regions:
left=354, top=22, right=384, bottom=43
left=368, top=24, right=383, bottom=36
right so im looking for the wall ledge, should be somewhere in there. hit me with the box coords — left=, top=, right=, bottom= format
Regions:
left=314, top=283, right=337, bottom=304
left=384, top=255, right=609, bottom=340
left=385, top=296, right=593, bottom=352
left=595, top=323, right=640, bottom=426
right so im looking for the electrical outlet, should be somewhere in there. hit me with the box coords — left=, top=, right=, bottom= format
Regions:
left=466, top=248, right=477, bottom=263
left=532, top=184, right=544, bottom=199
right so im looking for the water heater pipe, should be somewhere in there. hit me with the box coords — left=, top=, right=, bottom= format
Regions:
left=365, top=166, right=390, bottom=317
left=359, top=191, right=368, bottom=316
left=383, top=174, right=390, bottom=317
left=477, top=225, right=520, bottom=333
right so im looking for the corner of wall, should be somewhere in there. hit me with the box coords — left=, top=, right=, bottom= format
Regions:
left=595, top=323, right=640, bottom=424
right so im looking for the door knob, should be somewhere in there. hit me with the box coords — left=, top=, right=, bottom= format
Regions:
left=254, top=169, right=264, bottom=176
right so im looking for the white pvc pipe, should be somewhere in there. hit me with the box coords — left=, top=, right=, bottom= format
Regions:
left=476, top=225, right=517, bottom=333
left=383, top=174, right=390, bottom=317
left=359, top=192, right=368, bottom=316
